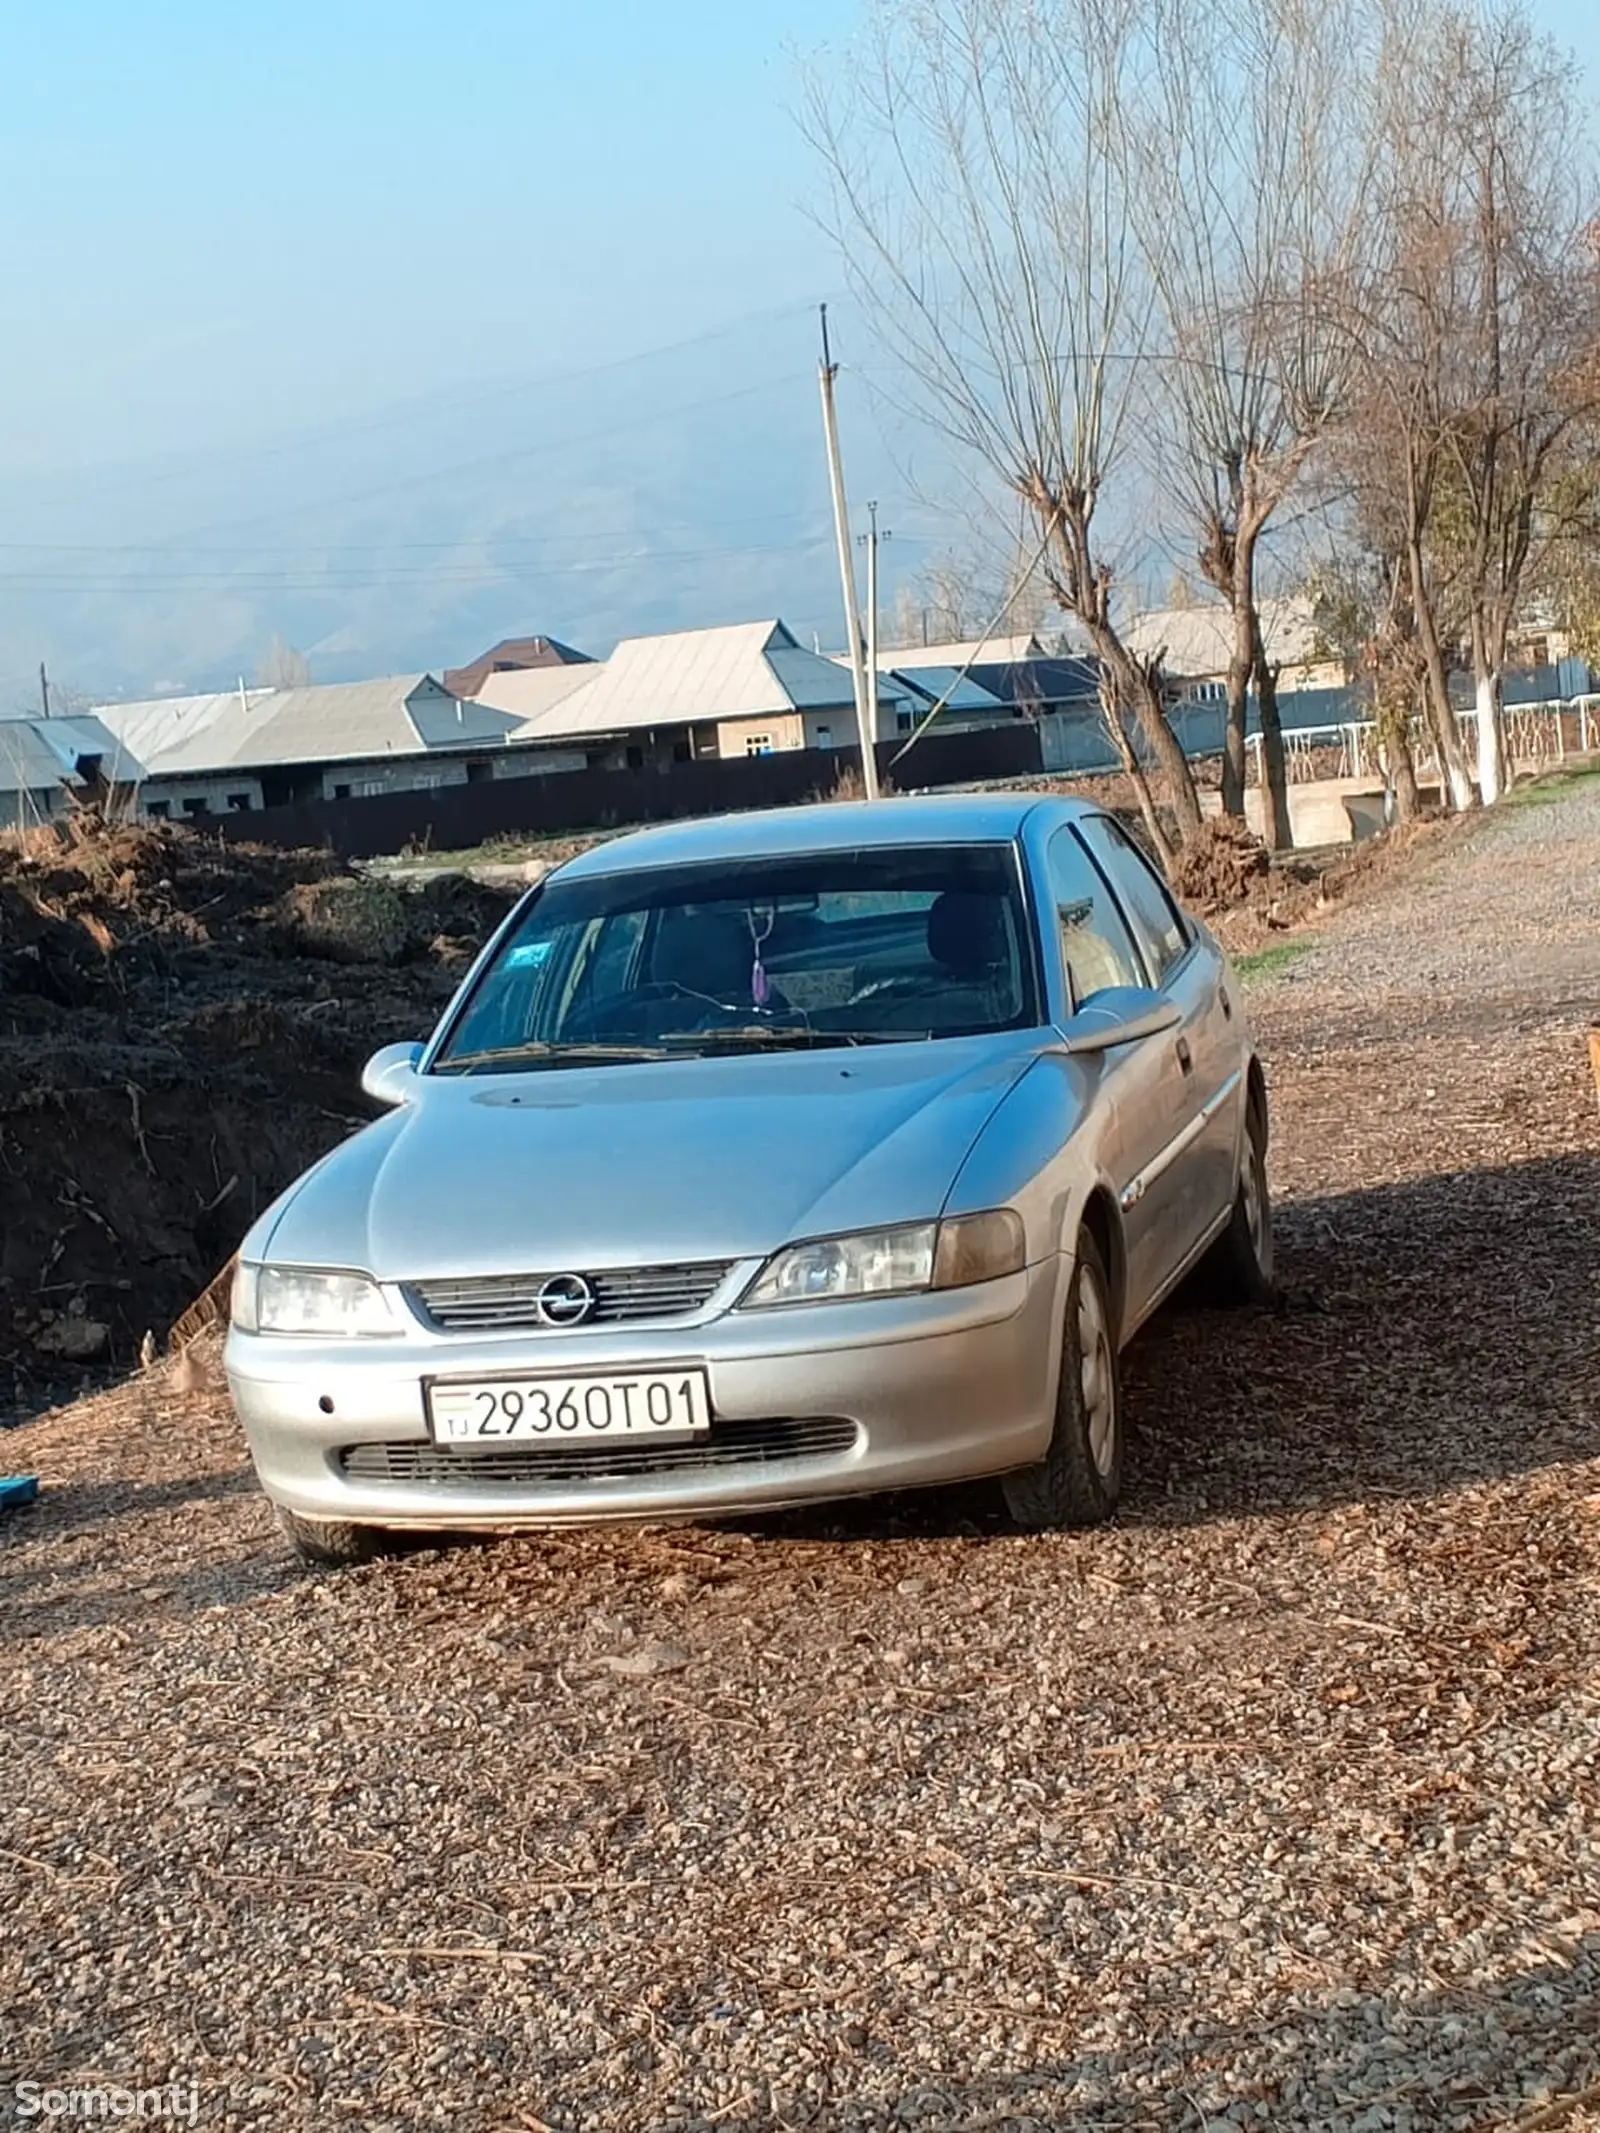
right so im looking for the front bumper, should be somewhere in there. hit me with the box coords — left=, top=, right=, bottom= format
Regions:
left=225, top=1261, right=1066, bottom=1530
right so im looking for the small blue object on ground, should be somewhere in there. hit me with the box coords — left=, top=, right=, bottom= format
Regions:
left=0, top=1475, right=40, bottom=1513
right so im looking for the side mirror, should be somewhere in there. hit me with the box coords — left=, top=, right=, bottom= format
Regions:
left=361, top=1041, right=425, bottom=1106
left=1055, top=987, right=1181, bottom=1056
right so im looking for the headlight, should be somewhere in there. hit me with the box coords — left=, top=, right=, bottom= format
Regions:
left=232, top=1264, right=398, bottom=1338
left=740, top=1209, right=1024, bottom=1309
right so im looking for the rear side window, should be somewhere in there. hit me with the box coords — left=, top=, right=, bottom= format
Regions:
left=1044, top=827, right=1143, bottom=1008
left=1077, top=817, right=1190, bottom=981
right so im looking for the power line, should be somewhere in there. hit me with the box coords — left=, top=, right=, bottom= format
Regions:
left=109, top=371, right=820, bottom=549
left=0, top=532, right=937, bottom=597
left=0, top=507, right=828, bottom=558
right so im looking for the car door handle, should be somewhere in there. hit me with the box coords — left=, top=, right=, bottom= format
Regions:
left=1218, top=983, right=1233, bottom=1020
left=1175, top=1036, right=1193, bottom=1074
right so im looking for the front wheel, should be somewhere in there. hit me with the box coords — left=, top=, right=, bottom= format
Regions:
left=1002, top=1231, right=1122, bottom=1531
left=275, top=1504, right=395, bottom=1568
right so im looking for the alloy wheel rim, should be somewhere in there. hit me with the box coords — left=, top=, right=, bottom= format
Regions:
left=1078, top=1274, right=1116, bottom=1476
left=1243, top=1149, right=1263, bottom=1254
left=1243, top=1139, right=1273, bottom=1277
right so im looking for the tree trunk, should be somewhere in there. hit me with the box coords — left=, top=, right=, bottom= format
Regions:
left=1405, top=536, right=1476, bottom=811
left=1042, top=492, right=1203, bottom=840
left=1251, top=638, right=1293, bottom=851
left=1387, top=714, right=1421, bottom=821
left=1469, top=613, right=1509, bottom=804
left=1220, top=600, right=1251, bottom=817
left=1088, top=627, right=1203, bottom=837
left=1101, top=686, right=1176, bottom=866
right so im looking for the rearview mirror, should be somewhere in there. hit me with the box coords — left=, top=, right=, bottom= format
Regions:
left=1055, top=987, right=1181, bottom=1056
left=361, top=1041, right=424, bottom=1106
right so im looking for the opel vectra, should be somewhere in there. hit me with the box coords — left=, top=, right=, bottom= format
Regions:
left=226, top=795, right=1272, bottom=1561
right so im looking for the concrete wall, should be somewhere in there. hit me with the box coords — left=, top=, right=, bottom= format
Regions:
left=491, top=748, right=587, bottom=779
left=1201, top=776, right=1389, bottom=846
left=716, top=713, right=806, bottom=757
left=140, top=773, right=266, bottom=819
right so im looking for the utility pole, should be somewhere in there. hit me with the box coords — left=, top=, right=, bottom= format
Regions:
left=38, top=663, right=50, bottom=720
left=858, top=502, right=891, bottom=755
left=816, top=305, right=880, bottom=802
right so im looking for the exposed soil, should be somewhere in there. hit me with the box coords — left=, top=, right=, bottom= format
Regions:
left=0, top=814, right=516, bottom=1402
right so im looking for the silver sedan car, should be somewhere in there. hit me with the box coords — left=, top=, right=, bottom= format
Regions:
left=226, top=794, right=1273, bottom=1562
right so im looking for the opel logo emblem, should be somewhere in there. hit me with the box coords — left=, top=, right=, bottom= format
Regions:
left=535, top=1273, right=595, bottom=1327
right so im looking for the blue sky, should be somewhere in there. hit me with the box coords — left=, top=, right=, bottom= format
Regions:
left=0, top=0, right=868, bottom=476
left=0, top=0, right=1595, bottom=696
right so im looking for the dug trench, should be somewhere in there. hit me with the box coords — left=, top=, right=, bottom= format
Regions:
left=0, top=814, right=518, bottom=1412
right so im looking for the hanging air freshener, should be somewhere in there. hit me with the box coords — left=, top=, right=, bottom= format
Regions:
left=748, top=905, right=775, bottom=1009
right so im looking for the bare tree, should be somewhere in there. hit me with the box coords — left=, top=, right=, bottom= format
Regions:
left=1308, top=549, right=1425, bottom=817
left=258, top=635, right=311, bottom=690
left=1132, top=0, right=1380, bottom=848
left=1344, top=2, right=1600, bottom=808
left=1429, top=12, right=1600, bottom=802
left=804, top=0, right=1204, bottom=838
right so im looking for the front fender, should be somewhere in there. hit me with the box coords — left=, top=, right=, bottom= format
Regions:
left=943, top=1052, right=1108, bottom=1264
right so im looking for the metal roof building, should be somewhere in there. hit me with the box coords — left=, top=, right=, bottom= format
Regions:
left=0, top=713, right=145, bottom=826
left=94, top=675, right=520, bottom=779
left=884, top=633, right=1053, bottom=670
left=471, top=663, right=606, bottom=737
left=475, top=621, right=904, bottom=757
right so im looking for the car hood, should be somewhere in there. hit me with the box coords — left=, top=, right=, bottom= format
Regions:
left=259, top=1034, right=1044, bottom=1278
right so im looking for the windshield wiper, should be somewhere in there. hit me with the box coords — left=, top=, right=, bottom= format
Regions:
left=433, top=1041, right=674, bottom=1074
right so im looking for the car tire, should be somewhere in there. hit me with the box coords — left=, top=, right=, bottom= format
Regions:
left=1200, top=1095, right=1276, bottom=1306
left=1002, top=1229, right=1122, bottom=1531
left=274, top=1504, right=393, bottom=1568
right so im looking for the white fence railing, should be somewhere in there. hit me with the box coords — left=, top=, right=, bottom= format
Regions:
left=1247, top=696, right=1599, bottom=786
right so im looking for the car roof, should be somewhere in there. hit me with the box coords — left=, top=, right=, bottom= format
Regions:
left=554, top=791, right=1095, bottom=880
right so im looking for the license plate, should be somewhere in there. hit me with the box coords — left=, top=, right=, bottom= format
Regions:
left=427, top=1369, right=711, bottom=1445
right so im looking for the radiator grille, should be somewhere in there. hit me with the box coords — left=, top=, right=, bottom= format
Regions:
left=408, top=1260, right=736, bottom=1332
left=338, top=1417, right=860, bottom=1489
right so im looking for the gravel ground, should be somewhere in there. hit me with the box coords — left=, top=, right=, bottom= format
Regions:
left=3, top=786, right=1598, bottom=2133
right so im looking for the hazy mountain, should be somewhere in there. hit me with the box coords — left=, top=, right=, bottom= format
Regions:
left=0, top=310, right=946, bottom=706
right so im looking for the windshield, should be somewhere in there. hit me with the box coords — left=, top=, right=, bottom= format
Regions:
left=433, top=841, right=1041, bottom=1071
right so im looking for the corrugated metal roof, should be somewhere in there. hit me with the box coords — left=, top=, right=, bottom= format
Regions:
left=97, top=676, right=519, bottom=777
left=572, top=621, right=796, bottom=726
left=94, top=690, right=270, bottom=776
left=881, top=634, right=1049, bottom=670
left=442, top=634, right=594, bottom=697
left=0, top=712, right=139, bottom=794
left=1121, top=598, right=1319, bottom=678
left=767, top=645, right=899, bottom=714
left=472, top=664, right=606, bottom=734
left=503, top=621, right=886, bottom=743
left=888, top=667, right=1008, bottom=714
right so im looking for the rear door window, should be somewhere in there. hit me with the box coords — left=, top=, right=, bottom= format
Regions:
left=1045, top=827, right=1144, bottom=1008
left=1076, top=817, right=1191, bottom=982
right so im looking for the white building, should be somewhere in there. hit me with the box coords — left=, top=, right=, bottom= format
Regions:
left=93, top=675, right=533, bottom=819
left=1120, top=597, right=1342, bottom=696
left=472, top=620, right=907, bottom=770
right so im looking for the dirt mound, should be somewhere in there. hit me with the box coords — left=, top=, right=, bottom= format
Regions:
left=273, top=877, right=414, bottom=964
left=1169, top=815, right=1272, bottom=914
left=1, top=812, right=515, bottom=1399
